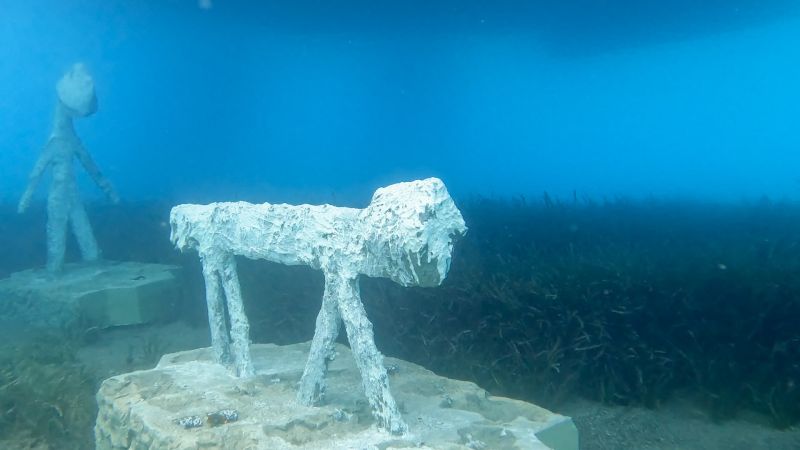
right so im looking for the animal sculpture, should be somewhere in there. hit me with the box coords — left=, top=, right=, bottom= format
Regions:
left=170, top=178, right=467, bottom=434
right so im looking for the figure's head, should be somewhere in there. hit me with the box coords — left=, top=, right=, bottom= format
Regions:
left=57, top=63, right=98, bottom=117
left=359, top=178, right=467, bottom=287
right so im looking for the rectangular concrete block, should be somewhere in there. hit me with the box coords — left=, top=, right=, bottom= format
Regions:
left=0, top=261, right=181, bottom=328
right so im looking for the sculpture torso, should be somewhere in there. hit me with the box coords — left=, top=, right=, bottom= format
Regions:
left=45, top=108, right=83, bottom=201
left=175, top=202, right=362, bottom=272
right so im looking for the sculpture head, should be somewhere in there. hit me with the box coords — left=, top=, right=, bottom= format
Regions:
left=57, top=63, right=98, bottom=117
left=170, top=204, right=205, bottom=252
left=359, top=178, right=467, bottom=287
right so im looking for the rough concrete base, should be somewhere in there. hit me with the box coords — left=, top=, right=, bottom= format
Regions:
left=95, top=342, right=578, bottom=450
left=0, top=261, right=180, bottom=328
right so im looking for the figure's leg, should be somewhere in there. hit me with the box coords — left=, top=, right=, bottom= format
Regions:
left=337, top=276, right=408, bottom=435
left=297, top=273, right=342, bottom=405
left=201, top=258, right=232, bottom=367
left=219, top=253, right=255, bottom=377
left=45, top=192, right=70, bottom=273
left=69, top=201, right=100, bottom=262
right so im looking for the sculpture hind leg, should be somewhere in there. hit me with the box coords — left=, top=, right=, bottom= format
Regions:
left=298, top=272, right=343, bottom=405
left=336, top=276, right=408, bottom=435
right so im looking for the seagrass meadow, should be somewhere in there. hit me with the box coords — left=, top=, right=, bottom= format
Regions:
left=1, top=195, right=800, bottom=448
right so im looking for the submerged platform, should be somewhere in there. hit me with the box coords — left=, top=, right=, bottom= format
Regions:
left=95, top=342, right=578, bottom=450
left=0, top=261, right=181, bottom=329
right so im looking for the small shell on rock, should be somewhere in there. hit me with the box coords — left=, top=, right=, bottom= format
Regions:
left=174, top=415, right=204, bottom=429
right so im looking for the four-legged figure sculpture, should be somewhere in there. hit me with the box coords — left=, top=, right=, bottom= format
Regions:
left=170, top=178, right=467, bottom=435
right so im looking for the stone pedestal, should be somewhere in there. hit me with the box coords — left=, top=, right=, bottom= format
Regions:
left=95, top=342, right=579, bottom=450
left=0, top=261, right=181, bottom=329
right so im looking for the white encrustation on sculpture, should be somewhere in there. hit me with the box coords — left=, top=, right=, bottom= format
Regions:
left=170, top=178, right=467, bottom=435
left=18, top=63, right=119, bottom=273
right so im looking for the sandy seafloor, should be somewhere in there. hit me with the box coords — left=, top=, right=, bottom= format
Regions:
left=560, top=397, right=800, bottom=450
left=2, top=320, right=797, bottom=450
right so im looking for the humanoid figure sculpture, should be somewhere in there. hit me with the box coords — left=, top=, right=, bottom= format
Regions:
left=18, top=63, right=119, bottom=273
left=170, top=178, right=467, bottom=435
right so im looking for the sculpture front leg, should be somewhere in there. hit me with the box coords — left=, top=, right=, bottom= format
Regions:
left=201, top=259, right=232, bottom=367
left=337, top=276, right=408, bottom=435
left=297, top=273, right=342, bottom=405
left=219, top=253, right=255, bottom=377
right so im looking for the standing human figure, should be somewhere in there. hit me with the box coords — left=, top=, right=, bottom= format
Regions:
left=18, top=63, right=119, bottom=273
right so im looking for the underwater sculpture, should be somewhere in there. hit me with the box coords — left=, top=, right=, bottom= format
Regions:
left=18, top=63, right=119, bottom=273
left=170, top=178, right=467, bottom=435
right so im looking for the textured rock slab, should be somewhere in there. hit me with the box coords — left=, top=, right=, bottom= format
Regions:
left=95, top=342, right=578, bottom=450
left=0, top=261, right=180, bottom=328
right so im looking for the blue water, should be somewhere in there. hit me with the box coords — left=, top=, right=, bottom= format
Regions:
left=2, top=0, right=799, bottom=204
left=3, top=2, right=800, bottom=449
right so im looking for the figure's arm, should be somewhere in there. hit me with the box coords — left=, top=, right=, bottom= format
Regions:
left=75, top=141, right=120, bottom=204
left=18, top=141, right=55, bottom=213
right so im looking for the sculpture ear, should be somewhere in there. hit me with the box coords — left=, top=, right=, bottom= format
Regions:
left=419, top=204, right=437, bottom=223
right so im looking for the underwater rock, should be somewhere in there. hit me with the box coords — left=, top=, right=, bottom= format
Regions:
left=169, top=178, right=467, bottom=434
left=94, top=342, right=579, bottom=449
